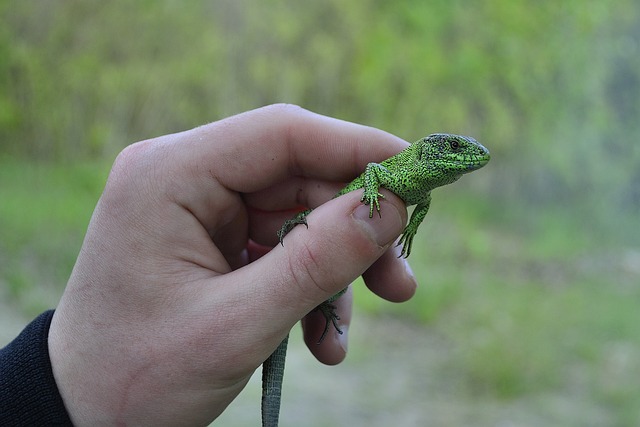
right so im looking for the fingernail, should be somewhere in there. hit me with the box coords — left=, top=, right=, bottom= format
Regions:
left=403, top=257, right=419, bottom=296
left=403, top=256, right=416, bottom=282
left=353, top=202, right=403, bottom=247
left=337, top=325, right=349, bottom=353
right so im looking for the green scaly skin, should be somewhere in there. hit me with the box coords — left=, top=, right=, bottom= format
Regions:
left=262, top=133, right=491, bottom=427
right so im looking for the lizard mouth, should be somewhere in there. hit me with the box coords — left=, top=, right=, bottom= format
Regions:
left=468, top=155, right=491, bottom=170
left=465, top=147, right=491, bottom=170
left=445, top=154, right=490, bottom=172
left=465, top=163, right=486, bottom=172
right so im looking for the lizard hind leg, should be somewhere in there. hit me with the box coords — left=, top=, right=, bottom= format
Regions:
left=315, top=301, right=343, bottom=344
left=277, top=209, right=311, bottom=245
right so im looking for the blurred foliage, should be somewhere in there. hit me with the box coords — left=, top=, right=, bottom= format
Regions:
left=0, top=158, right=108, bottom=313
left=1, top=0, right=639, bottom=228
left=2, top=0, right=640, bottom=423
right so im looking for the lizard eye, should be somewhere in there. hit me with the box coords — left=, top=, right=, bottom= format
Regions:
left=449, top=140, right=460, bottom=150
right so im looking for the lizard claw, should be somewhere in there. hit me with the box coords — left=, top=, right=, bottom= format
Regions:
left=362, top=192, right=385, bottom=218
left=277, top=212, right=309, bottom=245
left=316, top=302, right=342, bottom=344
left=396, top=230, right=414, bottom=258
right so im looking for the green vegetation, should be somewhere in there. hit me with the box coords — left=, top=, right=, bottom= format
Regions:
left=0, top=157, right=109, bottom=313
left=1, top=0, right=639, bottom=424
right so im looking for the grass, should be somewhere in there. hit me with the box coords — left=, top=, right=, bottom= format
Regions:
left=1, top=158, right=639, bottom=424
left=0, top=157, right=111, bottom=314
left=352, top=188, right=640, bottom=424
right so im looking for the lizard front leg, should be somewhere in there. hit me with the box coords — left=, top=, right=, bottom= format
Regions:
left=397, top=195, right=431, bottom=258
left=361, top=162, right=395, bottom=218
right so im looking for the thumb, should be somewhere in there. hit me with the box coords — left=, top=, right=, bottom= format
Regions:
left=230, top=190, right=407, bottom=343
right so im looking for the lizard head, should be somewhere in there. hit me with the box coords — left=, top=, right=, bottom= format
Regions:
left=419, top=133, right=491, bottom=186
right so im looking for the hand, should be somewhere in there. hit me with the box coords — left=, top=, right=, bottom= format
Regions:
left=48, top=104, right=417, bottom=426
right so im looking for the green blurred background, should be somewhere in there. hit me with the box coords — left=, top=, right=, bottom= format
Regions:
left=1, top=0, right=639, bottom=425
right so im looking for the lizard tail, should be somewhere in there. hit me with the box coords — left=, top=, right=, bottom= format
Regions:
left=261, top=334, right=289, bottom=427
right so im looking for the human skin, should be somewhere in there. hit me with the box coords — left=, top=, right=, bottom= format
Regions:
left=48, top=104, right=417, bottom=426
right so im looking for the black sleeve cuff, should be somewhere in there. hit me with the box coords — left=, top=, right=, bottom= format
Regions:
left=0, top=310, right=73, bottom=426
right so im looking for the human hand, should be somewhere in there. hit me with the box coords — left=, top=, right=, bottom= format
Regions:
left=48, top=104, right=417, bottom=426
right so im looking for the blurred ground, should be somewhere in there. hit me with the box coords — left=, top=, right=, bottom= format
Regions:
left=216, top=314, right=614, bottom=427
left=1, top=284, right=634, bottom=426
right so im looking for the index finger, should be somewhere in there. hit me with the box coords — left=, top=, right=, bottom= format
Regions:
left=180, top=104, right=409, bottom=193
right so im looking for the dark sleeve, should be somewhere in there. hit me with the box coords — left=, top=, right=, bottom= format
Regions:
left=0, top=310, right=74, bottom=426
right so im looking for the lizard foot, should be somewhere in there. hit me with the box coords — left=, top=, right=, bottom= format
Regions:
left=315, top=301, right=342, bottom=344
left=396, top=228, right=415, bottom=258
left=277, top=210, right=310, bottom=245
left=360, top=192, right=385, bottom=218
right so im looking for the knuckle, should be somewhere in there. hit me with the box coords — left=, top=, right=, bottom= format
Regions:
left=262, top=102, right=305, bottom=115
left=102, top=140, right=165, bottom=209
left=110, top=140, right=156, bottom=186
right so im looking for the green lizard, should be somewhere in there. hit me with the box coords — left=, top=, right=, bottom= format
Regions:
left=262, top=133, right=491, bottom=427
